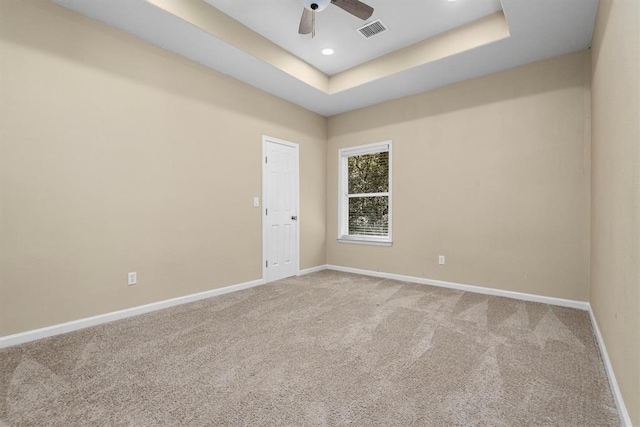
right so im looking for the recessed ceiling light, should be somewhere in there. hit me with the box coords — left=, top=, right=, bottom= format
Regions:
left=322, top=48, right=334, bottom=56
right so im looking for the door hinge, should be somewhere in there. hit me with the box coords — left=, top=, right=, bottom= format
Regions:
left=265, top=156, right=268, bottom=163
left=265, top=208, right=268, bottom=215
left=266, top=260, right=268, bottom=267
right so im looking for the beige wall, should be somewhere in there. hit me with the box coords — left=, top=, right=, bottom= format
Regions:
left=327, top=51, right=592, bottom=301
left=2, top=9, right=637, bottom=422
left=0, top=0, right=327, bottom=336
left=591, top=0, right=640, bottom=424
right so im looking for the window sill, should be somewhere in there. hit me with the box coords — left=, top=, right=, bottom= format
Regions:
left=337, top=238, right=393, bottom=247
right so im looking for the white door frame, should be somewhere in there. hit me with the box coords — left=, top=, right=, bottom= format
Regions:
left=262, top=135, right=300, bottom=283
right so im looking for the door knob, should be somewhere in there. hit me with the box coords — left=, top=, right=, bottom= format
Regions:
left=291, top=216, right=298, bottom=221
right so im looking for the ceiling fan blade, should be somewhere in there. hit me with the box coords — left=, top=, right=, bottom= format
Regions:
left=331, top=0, right=374, bottom=20
left=298, top=8, right=313, bottom=34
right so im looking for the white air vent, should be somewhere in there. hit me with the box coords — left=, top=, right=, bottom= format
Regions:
left=357, top=20, right=387, bottom=39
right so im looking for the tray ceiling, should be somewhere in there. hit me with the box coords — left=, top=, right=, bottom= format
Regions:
left=51, top=0, right=599, bottom=117
left=204, top=0, right=504, bottom=75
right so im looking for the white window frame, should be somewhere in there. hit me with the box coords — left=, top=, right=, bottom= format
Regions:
left=338, top=141, right=392, bottom=246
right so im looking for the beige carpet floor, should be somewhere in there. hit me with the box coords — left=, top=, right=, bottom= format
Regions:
left=1, top=270, right=619, bottom=426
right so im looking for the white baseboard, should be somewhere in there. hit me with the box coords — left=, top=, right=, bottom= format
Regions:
left=0, top=278, right=265, bottom=349
left=298, top=265, right=328, bottom=276
left=588, top=306, right=632, bottom=426
left=326, top=265, right=590, bottom=311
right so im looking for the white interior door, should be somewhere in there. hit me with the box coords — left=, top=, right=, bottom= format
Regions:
left=263, top=137, right=299, bottom=282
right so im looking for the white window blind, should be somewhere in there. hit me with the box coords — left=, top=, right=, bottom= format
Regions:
left=338, top=141, right=392, bottom=245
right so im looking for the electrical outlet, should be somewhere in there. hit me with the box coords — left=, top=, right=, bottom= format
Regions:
left=438, top=255, right=445, bottom=265
left=128, top=272, right=137, bottom=286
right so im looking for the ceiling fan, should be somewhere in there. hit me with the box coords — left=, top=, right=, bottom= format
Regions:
left=298, top=0, right=374, bottom=37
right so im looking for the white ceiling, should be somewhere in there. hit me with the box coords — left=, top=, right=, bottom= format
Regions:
left=52, top=0, right=599, bottom=117
left=204, top=0, right=504, bottom=75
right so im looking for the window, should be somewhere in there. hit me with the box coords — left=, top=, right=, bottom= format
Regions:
left=338, top=141, right=392, bottom=245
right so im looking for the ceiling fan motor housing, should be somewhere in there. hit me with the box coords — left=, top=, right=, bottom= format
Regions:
left=301, top=0, right=331, bottom=12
